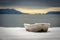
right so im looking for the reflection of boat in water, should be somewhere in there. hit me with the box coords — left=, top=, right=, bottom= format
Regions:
left=24, top=23, right=50, bottom=32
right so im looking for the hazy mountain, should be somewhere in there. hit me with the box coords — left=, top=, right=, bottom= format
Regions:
left=47, top=11, right=60, bottom=14
left=0, top=9, right=23, bottom=14
left=0, top=9, right=60, bottom=14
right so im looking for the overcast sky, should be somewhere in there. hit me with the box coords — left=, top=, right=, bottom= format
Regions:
left=0, top=0, right=60, bottom=9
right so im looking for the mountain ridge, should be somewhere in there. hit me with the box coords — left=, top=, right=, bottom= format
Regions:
left=0, top=9, right=23, bottom=14
left=47, top=11, right=60, bottom=14
left=0, top=9, right=60, bottom=14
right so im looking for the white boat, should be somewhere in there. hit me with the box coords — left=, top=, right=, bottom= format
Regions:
left=24, top=23, right=50, bottom=32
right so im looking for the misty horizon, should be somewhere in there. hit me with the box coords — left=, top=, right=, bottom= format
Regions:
left=0, top=8, right=60, bottom=14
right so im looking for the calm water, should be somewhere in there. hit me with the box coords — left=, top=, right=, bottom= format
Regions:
left=0, top=14, right=60, bottom=27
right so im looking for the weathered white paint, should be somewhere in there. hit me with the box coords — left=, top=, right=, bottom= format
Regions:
left=24, top=23, right=50, bottom=32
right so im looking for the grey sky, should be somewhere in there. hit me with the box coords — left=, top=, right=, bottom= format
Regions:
left=0, top=0, right=60, bottom=9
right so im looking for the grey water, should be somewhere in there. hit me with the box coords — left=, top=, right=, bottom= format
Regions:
left=0, top=14, right=60, bottom=27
